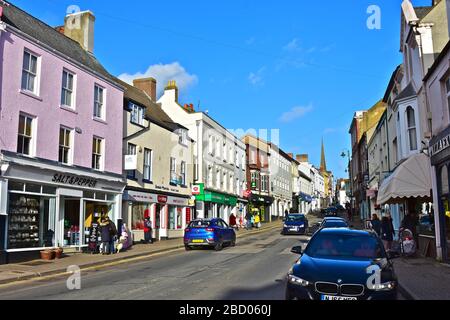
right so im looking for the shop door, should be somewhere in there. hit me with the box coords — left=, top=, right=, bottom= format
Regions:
left=63, top=199, right=81, bottom=246
left=154, top=204, right=161, bottom=241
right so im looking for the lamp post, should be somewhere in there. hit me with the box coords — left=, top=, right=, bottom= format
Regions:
left=341, top=149, right=353, bottom=210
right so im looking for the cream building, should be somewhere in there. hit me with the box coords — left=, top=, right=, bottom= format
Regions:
left=119, top=78, right=194, bottom=241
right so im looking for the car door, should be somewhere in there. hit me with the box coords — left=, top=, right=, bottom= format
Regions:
left=219, top=219, right=232, bottom=242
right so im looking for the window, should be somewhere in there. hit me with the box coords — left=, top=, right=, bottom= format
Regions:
left=445, top=78, right=450, bottom=118
left=440, top=165, right=449, bottom=195
left=178, top=129, right=188, bottom=145
left=61, top=70, right=74, bottom=107
left=251, top=171, right=259, bottom=190
left=208, top=135, right=214, bottom=155
left=223, top=172, right=227, bottom=190
left=130, top=102, right=144, bottom=126
left=59, top=127, right=72, bottom=164
left=261, top=175, right=269, bottom=192
left=17, top=114, right=33, bottom=156
left=21, top=51, right=38, bottom=93
left=127, top=143, right=137, bottom=179
left=143, top=148, right=152, bottom=181
left=216, top=170, right=221, bottom=189
left=170, top=157, right=177, bottom=184
left=181, top=161, right=186, bottom=186
left=94, top=85, right=105, bottom=119
left=406, top=106, right=417, bottom=151
left=92, top=137, right=103, bottom=170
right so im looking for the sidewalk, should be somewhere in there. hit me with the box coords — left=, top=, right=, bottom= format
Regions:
left=0, top=220, right=282, bottom=285
left=394, top=256, right=450, bottom=300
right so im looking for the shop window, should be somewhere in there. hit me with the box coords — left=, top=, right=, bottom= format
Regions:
left=131, top=203, right=151, bottom=230
left=9, top=181, right=25, bottom=192
left=8, top=194, right=56, bottom=249
left=441, top=166, right=449, bottom=195
left=96, top=192, right=107, bottom=201
left=42, top=186, right=57, bottom=195
left=25, top=183, right=41, bottom=194
left=83, top=191, right=95, bottom=199
left=168, top=206, right=182, bottom=229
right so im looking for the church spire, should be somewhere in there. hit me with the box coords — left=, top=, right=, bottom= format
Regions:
left=320, top=138, right=327, bottom=172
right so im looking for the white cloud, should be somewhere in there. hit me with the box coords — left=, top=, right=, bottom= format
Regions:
left=248, top=67, right=266, bottom=86
left=279, top=105, right=313, bottom=123
left=283, top=38, right=300, bottom=51
left=118, top=62, right=198, bottom=98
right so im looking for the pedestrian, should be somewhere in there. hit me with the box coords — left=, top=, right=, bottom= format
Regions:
left=245, top=210, right=252, bottom=230
left=370, top=213, right=381, bottom=236
left=100, top=217, right=112, bottom=255
left=250, top=214, right=255, bottom=228
left=144, top=212, right=153, bottom=244
left=229, top=212, right=237, bottom=229
left=381, top=214, right=395, bottom=251
left=254, top=214, right=261, bottom=228
left=284, top=209, right=289, bottom=221
left=107, top=216, right=118, bottom=254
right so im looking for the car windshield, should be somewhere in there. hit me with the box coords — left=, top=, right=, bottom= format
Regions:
left=323, top=220, right=348, bottom=228
left=305, top=233, right=384, bottom=260
left=188, top=220, right=211, bottom=228
left=286, top=215, right=305, bottom=222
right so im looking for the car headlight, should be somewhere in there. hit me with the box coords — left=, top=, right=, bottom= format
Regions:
left=287, top=273, right=310, bottom=286
left=283, top=224, right=288, bottom=228
left=299, top=224, right=304, bottom=228
left=372, top=281, right=396, bottom=291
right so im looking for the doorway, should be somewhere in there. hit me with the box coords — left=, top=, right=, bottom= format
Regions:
left=154, top=204, right=161, bottom=241
left=63, top=199, right=80, bottom=246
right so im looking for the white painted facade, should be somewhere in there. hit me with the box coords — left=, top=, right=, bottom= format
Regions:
left=269, top=145, right=292, bottom=218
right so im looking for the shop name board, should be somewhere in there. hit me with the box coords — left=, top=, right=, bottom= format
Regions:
left=430, top=134, right=450, bottom=157
left=52, top=174, right=97, bottom=188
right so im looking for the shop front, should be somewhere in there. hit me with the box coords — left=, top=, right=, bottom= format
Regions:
left=430, top=127, right=450, bottom=262
left=123, top=189, right=193, bottom=241
left=248, top=194, right=273, bottom=223
left=0, top=154, right=124, bottom=263
left=194, top=186, right=237, bottom=222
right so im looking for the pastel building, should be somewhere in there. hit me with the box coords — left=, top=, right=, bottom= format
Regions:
left=0, top=2, right=125, bottom=262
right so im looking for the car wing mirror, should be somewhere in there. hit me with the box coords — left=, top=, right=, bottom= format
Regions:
left=291, top=246, right=303, bottom=255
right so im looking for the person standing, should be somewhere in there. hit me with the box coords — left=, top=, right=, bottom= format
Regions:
left=245, top=210, right=252, bottom=230
left=107, top=216, right=118, bottom=254
left=284, top=209, right=289, bottom=221
left=381, top=214, right=395, bottom=251
left=100, top=217, right=112, bottom=255
left=144, top=213, right=153, bottom=244
left=229, top=212, right=237, bottom=229
left=370, top=213, right=381, bottom=236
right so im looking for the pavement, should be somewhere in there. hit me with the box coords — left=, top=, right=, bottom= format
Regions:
left=0, top=224, right=306, bottom=299
left=350, top=213, right=450, bottom=300
left=0, top=220, right=283, bottom=286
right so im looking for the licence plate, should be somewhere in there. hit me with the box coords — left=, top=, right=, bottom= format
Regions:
left=321, top=295, right=357, bottom=300
left=192, top=239, right=204, bottom=243
left=290, top=228, right=297, bottom=231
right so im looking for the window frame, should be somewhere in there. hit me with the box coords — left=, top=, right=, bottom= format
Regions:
left=180, top=161, right=186, bottom=186
left=143, top=148, right=153, bottom=182
left=61, top=69, right=75, bottom=108
left=406, top=106, right=418, bottom=151
left=129, top=102, right=145, bottom=126
left=59, top=126, right=73, bottom=165
left=21, top=50, right=40, bottom=95
left=17, top=113, right=34, bottom=156
left=92, top=137, right=104, bottom=171
left=93, top=84, right=105, bottom=120
left=127, top=143, right=137, bottom=179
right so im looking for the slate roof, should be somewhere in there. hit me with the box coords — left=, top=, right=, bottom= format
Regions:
left=415, top=6, right=433, bottom=21
left=1, top=1, right=120, bottom=86
left=115, top=78, right=185, bottom=132
left=393, top=82, right=417, bottom=104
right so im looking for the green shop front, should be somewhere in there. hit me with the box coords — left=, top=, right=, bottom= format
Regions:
left=194, top=185, right=237, bottom=222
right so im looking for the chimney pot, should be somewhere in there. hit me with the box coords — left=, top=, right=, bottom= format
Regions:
left=133, top=78, right=157, bottom=101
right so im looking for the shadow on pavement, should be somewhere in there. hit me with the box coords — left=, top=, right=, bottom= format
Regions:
left=219, top=279, right=287, bottom=300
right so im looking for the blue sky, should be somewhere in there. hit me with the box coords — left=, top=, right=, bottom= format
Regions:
left=9, top=0, right=431, bottom=179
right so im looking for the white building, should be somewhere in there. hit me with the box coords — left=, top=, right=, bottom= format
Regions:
left=311, top=166, right=325, bottom=211
left=158, top=81, right=247, bottom=223
left=269, top=144, right=292, bottom=218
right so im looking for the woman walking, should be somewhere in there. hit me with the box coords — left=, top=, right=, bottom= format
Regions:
left=370, top=213, right=381, bottom=236
left=381, top=214, right=395, bottom=251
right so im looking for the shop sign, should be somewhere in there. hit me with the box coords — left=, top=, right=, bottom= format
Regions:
left=192, top=184, right=203, bottom=195
left=186, top=208, right=191, bottom=224
left=124, top=155, right=138, bottom=170
left=52, top=173, right=97, bottom=188
left=430, top=134, right=450, bottom=157
left=158, top=195, right=168, bottom=204
left=243, top=189, right=252, bottom=198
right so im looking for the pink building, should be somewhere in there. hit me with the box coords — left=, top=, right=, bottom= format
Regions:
left=0, top=2, right=125, bottom=262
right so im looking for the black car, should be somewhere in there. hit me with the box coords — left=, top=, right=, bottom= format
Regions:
left=286, top=228, right=398, bottom=300
left=282, top=214, right=309, bottom=235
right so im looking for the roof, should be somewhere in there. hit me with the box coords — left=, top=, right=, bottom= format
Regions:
left=115, top=78, right=186, bottom=132
left=415, top=6, right=433, bottom=20
left=383, top=65, right=402, bottom=102
left=317, top=228, right=372, bottom=236
left=1, top=1, right=120, bottom=87
left=392, top=82, right=417, bottom=104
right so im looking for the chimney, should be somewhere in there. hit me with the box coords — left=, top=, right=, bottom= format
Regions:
left=287, top=153, right=294, bottom=159
left=133, top=78, right=157, bottom=101
left=296, top=154, right=309, bottom=163
left=165, top=80, right=179, bottom=103
left=54, top=26, right=65, bottom=34
left=64, top=10, right=95, bottom=53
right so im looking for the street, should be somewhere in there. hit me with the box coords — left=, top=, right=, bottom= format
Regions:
left=0, top=229, right=309, bottom=300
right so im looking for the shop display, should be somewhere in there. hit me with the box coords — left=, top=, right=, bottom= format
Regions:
left=8, top=195, right=41, bottom=249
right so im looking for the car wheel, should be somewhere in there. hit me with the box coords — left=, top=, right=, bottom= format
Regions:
left=185, top=245, right=192, bottom=251
left=214, top=240, right=223, bottom=251
left=230, top=237, right=236, bottom=247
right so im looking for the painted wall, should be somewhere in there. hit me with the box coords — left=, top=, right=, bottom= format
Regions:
left=0, top=29, right=123, bottom=174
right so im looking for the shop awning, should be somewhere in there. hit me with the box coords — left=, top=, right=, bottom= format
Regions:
left=377, top=153, right=431, bottom=205
left=299, top=192, right=312, bottom=203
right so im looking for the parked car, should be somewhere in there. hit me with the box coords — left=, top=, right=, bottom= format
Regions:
left=286, top=228, right=398, bottom=300
left=323, top=207, right=338, bottom=217
left=319, top=218, right=349, bottom=229
left=183, top=218, right=236, bottom=251
left=282, top=214, right=309, bottom=235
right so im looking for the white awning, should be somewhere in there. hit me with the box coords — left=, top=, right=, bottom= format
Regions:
left=377, top=153, right=431, bottom=205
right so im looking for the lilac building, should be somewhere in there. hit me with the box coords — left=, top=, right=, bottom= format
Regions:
left=0, top=2, right=125, bottom=262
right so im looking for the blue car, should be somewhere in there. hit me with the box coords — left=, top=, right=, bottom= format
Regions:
left=184, top=218, right=236, bottom=251
left=286, top=228, right=398, bottom=300
left=282, top=214, right=309, bottom=235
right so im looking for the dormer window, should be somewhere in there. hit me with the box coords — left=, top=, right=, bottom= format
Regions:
left=130, top=102, right=145, bottom=126
left=178, top=129, right=188, bottom=145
